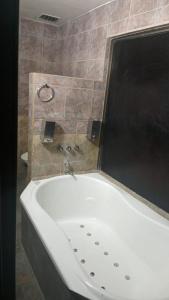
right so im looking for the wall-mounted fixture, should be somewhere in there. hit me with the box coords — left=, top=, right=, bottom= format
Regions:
left=37, top=84, right=55, bottom=102
left=56, top=144, right=82, bottom=156
left=87, top=120, right=102, bottom=145
left=39, top=14, right=61, bottom=24
left=41, top=120, right=56, bottom=143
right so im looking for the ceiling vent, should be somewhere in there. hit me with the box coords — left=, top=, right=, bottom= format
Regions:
left=39, top=14, right=61, bottom=23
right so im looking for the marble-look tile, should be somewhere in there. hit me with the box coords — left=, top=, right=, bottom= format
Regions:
left=128, top=10, right=157, bottom=30
left=156, top=0, right=169, bottom=6
left=20, top=18, right=44, bottom=37
left=33, top=119, right=43, bottom=134
left=34, top=85, right=66, bottom=119
left=91, top=4, right=109, bottom=27
left=61, top=61, right=75, bottom=77
left=76, top=31, right=92, bottom=60
left=20, top=35, right=43, bottom=60
left=56, top=120, right=77, bottom=134
left=31, top=135, right=62, bottom=178
left=31, top=161, right=61, bottom=179
left=87, top=60, right=105, bottom=81
left=94, top=81, right=106, bottom=91
left=41, top=61, right=62, bottom=75
left=77, top=135, right=99, bottom=160
left=73, top=61, right=90, bottom=78
left=43, top=38, right=63, bottom=62
left=92, top=91, right=105, bottom=120
left=67, top=19, right=80, bottom=36
left=18, top=131, right=28, bottom=156
left=108, top=18, right=129, bottom=36
left=70, top=135, right=99, bottom=171
left=70, top=159, right=98, bottom=172
left=65, top=89, right=93, bottom=120
left=18, top=101, right=29, bottom=115
left=29, top=73, right=73, bottom=86
left=57, top=23, right=69, bottom=39
left=43, top=23, right=59, bottom=39
left=90, top=26, right=107, bottom=60
left=130, top=0, right=157, bottom=15
left=76, top=121, right=89, bottom=134
left=78, top=12, right=94, bottom=32
left=108, top=0, right=131, bottom=23
left=157, top=4, right=169, bottom=23
left=62, top=35, right=78, bottom=61
left=18, top=76, right=29, bottom=99
left=72, top=78, right=94, bottom=89
left=19, top=58, right=42, bottom=76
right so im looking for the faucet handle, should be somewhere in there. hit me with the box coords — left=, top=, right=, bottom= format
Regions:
left=66, top=145, right=72, bottom=153
left=56, top=144, right=64, bottom=152
left=74, top=144, right=80, bottom=152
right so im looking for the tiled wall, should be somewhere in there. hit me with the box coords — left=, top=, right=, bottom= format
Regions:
left=42, top=0, right=169, bottom=80
left=19, top=0, right=169, bottom=179
left=28, top=73, right=104, bottom=179
left=18, top=19, right=63, bottom=178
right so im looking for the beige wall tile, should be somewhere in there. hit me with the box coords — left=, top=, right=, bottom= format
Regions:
left=91, top=4, right=109, bottom=27
left=130, top=0, right=157, bottom=15
left=89, top=26, right=107, bottom=60
left=20, top=35, right=43, bottom=60
left=34, top=85, right=66, bottom=119
left=156, top=0, right=169, bottom=7
left=76, top=31, right=92, bottom=60
left=76, top=121, right=89, bottom=134
left=87, top=60, right=105, bottom=80
left=157, top=4, right=169, bottom=23
left=65, top=89, right=93, bottom=119
left=20, top=18, right=44, bottom=37
left=56, top=120, right=77, bottom=134
left=108, top=18, right=129, bottom=36
left=92, top=91, right=105, bottom=120
left=73, top=61, right=90, bottom=78
left=43, top=23, right=59, bottom=39
left=72, top=78, right=94, bottom=89
left=43, top=38, right=63, bottom=62
left=128, top=10, right=157, bottom=30
left=108, top=0, right=131, bottom=23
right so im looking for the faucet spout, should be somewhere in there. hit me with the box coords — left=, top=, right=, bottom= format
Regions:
left=64, top=159, right=74, bottom=176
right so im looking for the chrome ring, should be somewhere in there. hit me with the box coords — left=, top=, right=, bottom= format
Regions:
left=37, top=84, right=55, bottom=102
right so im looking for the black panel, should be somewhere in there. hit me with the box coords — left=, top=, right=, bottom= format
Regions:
left=0, top=0, right=19, bottom=299
left=101, top=30, right=169, bottom=212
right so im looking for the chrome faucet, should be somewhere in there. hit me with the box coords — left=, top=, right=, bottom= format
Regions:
left=64, top=159, right=74, bottom=176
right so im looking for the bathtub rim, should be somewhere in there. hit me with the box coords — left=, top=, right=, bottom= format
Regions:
left=20, top=172, right=169, bottom=300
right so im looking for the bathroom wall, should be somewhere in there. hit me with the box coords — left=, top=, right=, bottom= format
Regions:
left=19, top=0, right=169, bottom=179
left=28, top=73, right=103, bottom=179
left=18, top=19, right=61, bottom=179
left=53, top=0, right=169, bottom=80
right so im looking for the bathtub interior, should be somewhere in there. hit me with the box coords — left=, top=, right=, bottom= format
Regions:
left=34, top=174, right=169, bottom=300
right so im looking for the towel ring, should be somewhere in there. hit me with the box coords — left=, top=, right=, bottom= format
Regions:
left=37, top=84, right=55, bottom=102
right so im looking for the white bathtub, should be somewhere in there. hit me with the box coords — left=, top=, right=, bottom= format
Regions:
left=21, top=173, right=169, bottom=300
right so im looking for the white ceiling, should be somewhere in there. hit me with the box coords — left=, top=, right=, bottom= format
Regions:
left=20, top=0, right=112, bottom=24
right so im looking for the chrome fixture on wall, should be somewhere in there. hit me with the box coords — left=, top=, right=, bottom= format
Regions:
left=87, top=120, right=102, bottom=145
left=41, top=120, right=56, bottom=143
left=37, top=84, right=55, bottom=102
left=56, top=144, right=81, bottom=156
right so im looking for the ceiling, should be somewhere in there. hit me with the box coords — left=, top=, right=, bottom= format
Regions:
left=20, top=0, right=112, bottom=25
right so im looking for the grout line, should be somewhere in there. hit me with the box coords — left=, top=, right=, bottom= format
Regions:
left=128, top=0, right=133, bottom=17
left=127, top=0, right=133, bottom=30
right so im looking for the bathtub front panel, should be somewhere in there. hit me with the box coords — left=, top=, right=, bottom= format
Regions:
left=22, top=207, right=88, bottom=300
left=101, top=30, right=169, bottom=213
